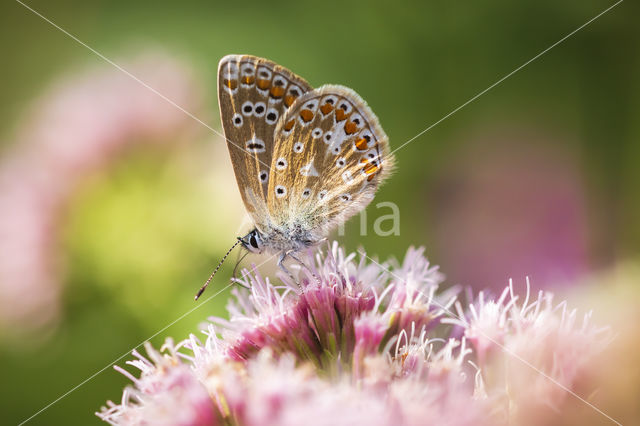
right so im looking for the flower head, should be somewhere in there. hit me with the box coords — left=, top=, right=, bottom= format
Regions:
left=99, top=242, right=609, bottom=425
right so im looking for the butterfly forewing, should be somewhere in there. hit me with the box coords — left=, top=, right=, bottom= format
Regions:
left=218, top=55, right=312, bottom=224
left=267, top=85, right=394, bottom=234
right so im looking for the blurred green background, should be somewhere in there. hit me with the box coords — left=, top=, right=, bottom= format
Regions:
left=0, top=0, right=638, bottom=424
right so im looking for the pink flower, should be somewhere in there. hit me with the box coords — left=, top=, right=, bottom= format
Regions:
left=0, top=52, right=202, bottom=333
left=99, top=243, right=608, bottom=425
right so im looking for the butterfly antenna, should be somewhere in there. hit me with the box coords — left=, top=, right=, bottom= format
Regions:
left=195, top=238, right=242, bottom=301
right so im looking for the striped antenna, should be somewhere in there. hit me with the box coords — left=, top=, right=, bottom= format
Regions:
left=194, top=238, right=242, bottom=301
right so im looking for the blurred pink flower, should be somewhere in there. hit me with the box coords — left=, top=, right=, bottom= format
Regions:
left=99, top=243, right=607, bottom=425
left=445, top=279, right=610, bottom=423
left=0, top=52, right=202, bottom=333
left=432, top=134, right=589, bottom=292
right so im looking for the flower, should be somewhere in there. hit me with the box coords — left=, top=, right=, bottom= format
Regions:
left=98, top=242, right=609, bottom=425
left=0, top=52, right=202, bottom=333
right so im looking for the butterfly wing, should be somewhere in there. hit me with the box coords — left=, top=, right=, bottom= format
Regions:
left=267, top=85, right=394, bottom=239
left=218, top=55, right=312, bottom=226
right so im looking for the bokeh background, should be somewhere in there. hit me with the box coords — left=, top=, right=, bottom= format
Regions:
left=1, top=0, right=639, bottom=424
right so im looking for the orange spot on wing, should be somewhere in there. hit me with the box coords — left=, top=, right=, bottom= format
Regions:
left=363, top=162, right=379, bottom=175
left=363, top=162, right=381, bottom=181
left=241, top=76, right=255, bottom=85
left=320, top=103, right=334, bottom=115
left=284, top=119, right=295, bottom=131
left=344, top=121, right=358, bottom=135
left=300, top=109, right=314, bottom=123
left=257, top=79, right=270, bottom=90
left=270, top=86, right=285, bottom=98
left=335, top=108, right=349, bottom=121
left=284, top=95, right=297, bottom=107
left=223, top=79, right=238, bottom=90
left=355, top=137, right=368, bottom=150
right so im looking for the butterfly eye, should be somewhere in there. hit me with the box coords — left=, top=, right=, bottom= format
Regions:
left=275, top=157, right=288, bottom=170
left=249, top=233, right=258, bottom=248
left=265, top=108, right=279, bottom=125
left=253, top=102, right=266, bottom=117
left=275, top=185, right=287, bottom=198
left=242, top=101, right=253, bottom=116
left=232, top=113, right=243, bottom=128
left=293, top=142, right=304, bottom=153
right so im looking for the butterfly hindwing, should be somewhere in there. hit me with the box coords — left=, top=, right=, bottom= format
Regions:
left=218, top=55, right=312, bottom=224
left=267, top=85, right=394, bottom=235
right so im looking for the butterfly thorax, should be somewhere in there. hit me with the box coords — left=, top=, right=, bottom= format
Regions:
left=254, top=221, right=317, bottom=254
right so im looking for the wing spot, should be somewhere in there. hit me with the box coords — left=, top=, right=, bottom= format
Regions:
left=324, top=132, right=333, bottom=144
left=275, top=157, right=288, bottom=170
left=275, top=185, right=287, bottom=198
left=318, top=190, right=328, bottom=200
left=302, top=188, right=311, bottom=199
left=242, top=101, right=253, bottom=116
left=344, top=121, right=358, bottom=135
left=300, top=109, right=314, bottom=123
left=265, top=109, right=279, bottom=125
left=254, top=102, right=266, bottom=117
left=245, top=137, right=266, bottom=153
left=283, top=119, right=295, bottom=133
left=336, top=157, right=346, bottom=168
left=312, top=128, right=323, bottom=139
left=340, top=194, right=352, bottom=202
left=223, top=78, right=238, bottom=93
left=232, top=113, right=243, bottom=128
left=293, top=142, right=304, bottom=153
left=320, top=103, right=334, bottom=115
left=270, top=86, right=286, bottom=99
left=259, top=171, right=268, bottom=183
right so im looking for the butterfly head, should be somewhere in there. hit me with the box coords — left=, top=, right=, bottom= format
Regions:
left=239, top=229, right=265, bottom=254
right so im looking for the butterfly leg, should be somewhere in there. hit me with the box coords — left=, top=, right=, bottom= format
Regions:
left=231, top=250, right=251, bottom=289
left=288, top=252, right=320, bottom=285
left=277, top=252, right=303, bottom=292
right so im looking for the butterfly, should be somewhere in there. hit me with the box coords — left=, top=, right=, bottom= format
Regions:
left=195, top=54, right=394, bottom=299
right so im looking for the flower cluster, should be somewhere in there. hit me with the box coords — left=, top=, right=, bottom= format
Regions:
left=98, top=243, right=609, bottom=425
